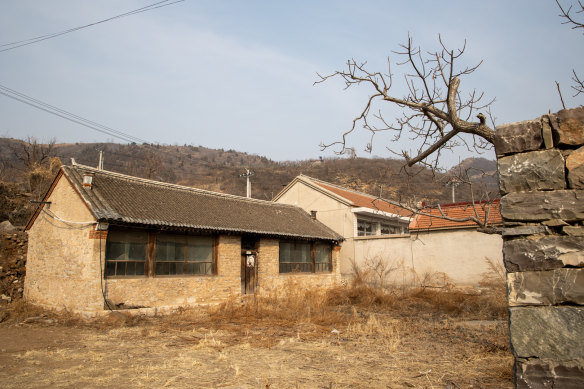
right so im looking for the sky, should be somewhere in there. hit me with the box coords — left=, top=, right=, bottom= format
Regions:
left=1, top=1, right=583, bottom=168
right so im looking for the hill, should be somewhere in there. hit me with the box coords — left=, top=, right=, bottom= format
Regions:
left=0, top=138, right=499, bottom=225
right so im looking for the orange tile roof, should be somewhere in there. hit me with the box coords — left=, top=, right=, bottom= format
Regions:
left=312, top=181, right=413, bottom=217
left=408, top=200, right=502, bottom=230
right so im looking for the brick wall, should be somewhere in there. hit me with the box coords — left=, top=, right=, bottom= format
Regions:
left=495, top=106, right=584, bottom=387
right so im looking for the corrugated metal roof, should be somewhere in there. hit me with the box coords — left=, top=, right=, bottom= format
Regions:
left=62, top=165, right=342, bottom=242
left=408, top=200, right=502, bottom=231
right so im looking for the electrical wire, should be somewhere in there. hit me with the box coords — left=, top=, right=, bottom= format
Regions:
left=0, top=83, right=149, bottom=144
left=41, top=207, right=97, bottom=225
left=1, top=0, right=185, bottom=53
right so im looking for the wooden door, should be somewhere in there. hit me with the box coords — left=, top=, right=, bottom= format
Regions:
left=241, top=253, right=256, bottom=294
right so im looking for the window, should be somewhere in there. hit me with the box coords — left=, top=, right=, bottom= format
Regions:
left=381, top=223, right=402, bottom=235
left=357, top=220, right=375, bottom=236
left=156, top=234, right=214, bottom=275
left=279, top=241, right=332, bottom=273
left=105, top=230, right=148, bottom=276
left=105, top=229, right=215, bottom=277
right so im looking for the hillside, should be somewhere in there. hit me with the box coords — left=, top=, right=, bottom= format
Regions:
left=0, top=138, right=498, bottom=225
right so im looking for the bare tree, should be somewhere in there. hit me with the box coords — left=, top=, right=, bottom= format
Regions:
left=316, top=35, right=495, bottom=171
left=10, top=137, right=60, bottom=196
left=556, top=0, right=584, bottom=96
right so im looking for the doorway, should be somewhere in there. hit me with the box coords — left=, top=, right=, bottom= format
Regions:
left=241, top=236, right=258, bottom=294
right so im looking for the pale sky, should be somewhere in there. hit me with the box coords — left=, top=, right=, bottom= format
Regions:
left=1, top=1, right=583, bottom=167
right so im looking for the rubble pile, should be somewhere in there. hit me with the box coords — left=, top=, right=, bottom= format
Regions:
left=0, top=223, right=28, bottom=305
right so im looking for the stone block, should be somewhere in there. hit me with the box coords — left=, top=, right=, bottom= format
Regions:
left=509, top=306, right=584, bottom=360
left=498, top=149, right=565, bottom=194
left=563, top=226, right=584, bottom=236
left=503, top=235, right=584, bottom=272
left=515, top=358, right=584, bottom=389
left=508, top=269, right=584, bottom=306
left=566, top=146, right=584, bottom=189
left=551, top=106, right=584, bottom=147
left=502, top=225, right=548, bottom=236
left=495, top=119, right=543, bottom=156
left=501, top=190, right=584, bottom=222
left=541, top=115, right=554, bottom=149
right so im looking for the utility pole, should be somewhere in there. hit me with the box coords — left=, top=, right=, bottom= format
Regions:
left=239, top=169, right=254, bottom=198
left=445, top=178, right=460, bottom=203
left=97, top=150, right=104, bottom=170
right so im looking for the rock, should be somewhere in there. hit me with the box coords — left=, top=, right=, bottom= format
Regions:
left=498, top=149, right=565, bottom=194
left=0, top=220, right=17, bottom=232
left=566, top=146, right=584, bottom=189
left=515, top=358, right=584, bottom=389
left=503, top=235, right=584, bottom=272
left=501, top=190, right=584, bottom=222
left=541, top=115, right=554, bottom=149
left=542, top=219, right=569, bottom=227
left=494, top=119, right=543, bottom=156
left=508, top=269, right=584, bottom=306
left=551, top=106, right=584, bottom=146
left=502, top=225, right=548, bottom=236
left=563, top=226, right=584, bottom=236
left=509, top=306, right=584, bottom=359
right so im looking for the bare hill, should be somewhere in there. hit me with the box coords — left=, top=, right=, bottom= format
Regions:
left=0, top=138, right=498, bottom=225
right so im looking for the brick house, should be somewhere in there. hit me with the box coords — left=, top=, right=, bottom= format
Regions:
left=274, top=175, right=503, bottom=287
left=24, top=165, right=342, bottom=313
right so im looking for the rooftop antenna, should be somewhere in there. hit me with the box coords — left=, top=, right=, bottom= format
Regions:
left=239, top=168, right=254, bottom=198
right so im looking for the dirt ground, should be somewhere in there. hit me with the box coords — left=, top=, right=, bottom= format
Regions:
left=0, top=288, right=513, bottom=389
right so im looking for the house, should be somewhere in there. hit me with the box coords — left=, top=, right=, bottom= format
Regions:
left=24, top=165, right=342, bottom=314
left=274, top=175, right=503, bottom=287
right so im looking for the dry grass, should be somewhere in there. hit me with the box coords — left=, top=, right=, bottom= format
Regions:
left=0, top=279, right=512, bottom=388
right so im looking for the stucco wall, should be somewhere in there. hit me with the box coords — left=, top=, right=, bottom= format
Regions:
left=25, top=175, right=103, bottom=311
left=353, top=229, right=503, bottom=287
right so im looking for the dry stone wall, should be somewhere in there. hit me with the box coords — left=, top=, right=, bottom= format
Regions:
left=495, top=106, right=584, bottom=388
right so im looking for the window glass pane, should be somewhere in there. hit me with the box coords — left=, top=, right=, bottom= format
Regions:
left=315, top=243, right=331, bottom=263
left=186, top=236, right=213, bottom=262
left=357, top=220, right=375, bottom=236
left=107, top=242, right=127, bottom=260
left=296, top=243, right=311, bottom=263
left=157, top=234, right=185, bottom=261
left=279, top=242, right=294, bottom=262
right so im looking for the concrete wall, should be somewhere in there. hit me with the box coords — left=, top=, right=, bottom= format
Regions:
left=495, top=107, right=584, bottom=387
left=353, top=229, right=503, bottom=287
left=25, top=175, right=103, bottom=311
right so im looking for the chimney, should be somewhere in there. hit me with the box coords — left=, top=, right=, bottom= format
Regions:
left=82, top=172, right=94, bottom=188
left=310, top=210, right=317, bottom=220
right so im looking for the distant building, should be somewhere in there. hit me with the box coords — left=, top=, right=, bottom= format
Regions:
left=274, top=175, right=503, bottom=287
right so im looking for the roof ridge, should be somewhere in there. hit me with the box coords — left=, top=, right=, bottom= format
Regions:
left=68, top=164, right=301, bottom=209
left=303, top=174, right=401, bottom=203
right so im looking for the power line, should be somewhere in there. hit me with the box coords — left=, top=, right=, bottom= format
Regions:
left=1, top=0, right=185, bottom=53
left=0, top=83, right=149, bottom=144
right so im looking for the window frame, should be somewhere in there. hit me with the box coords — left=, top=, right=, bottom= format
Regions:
left=104, top=228, right=217, bottom=278
left=279, top=240, right=333, bottom=274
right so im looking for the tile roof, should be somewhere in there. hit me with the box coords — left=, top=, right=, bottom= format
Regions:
left=306, top=177, right=413, bottom=217
left=49, top=165, right=342, bottom=242
left=408, top=200, right=502, bottom=231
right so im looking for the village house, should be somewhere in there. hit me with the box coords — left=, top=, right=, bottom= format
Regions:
left=274, top=175, right=503, bottom=287
left=24, top=165, right=342, bottom=314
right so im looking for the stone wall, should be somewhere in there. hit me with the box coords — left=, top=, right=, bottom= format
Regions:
left=495, top=106, right=584, bottom=387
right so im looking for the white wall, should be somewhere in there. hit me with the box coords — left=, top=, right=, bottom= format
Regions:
left=353, top=229, right=503, bottom=287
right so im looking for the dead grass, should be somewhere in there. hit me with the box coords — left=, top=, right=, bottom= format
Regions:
left=0, top=280, right=512, bottom=388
